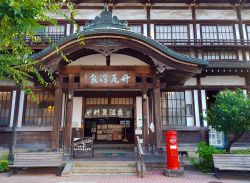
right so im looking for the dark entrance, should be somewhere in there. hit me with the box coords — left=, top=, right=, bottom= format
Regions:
left=81, top=96, right=136, bottom=145
left=84, top=117, right=134, bottom=144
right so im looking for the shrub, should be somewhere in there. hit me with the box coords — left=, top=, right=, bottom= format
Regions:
left=0, top=160, right=9, bottom=172
left=192, top=141, right=223, bottom=173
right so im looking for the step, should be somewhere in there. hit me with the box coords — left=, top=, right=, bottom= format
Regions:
left=73, top=161, right=137, bottom=167
left=72, top=166, right=137, bottom=173
left=71, top=172, right=138, bottom=176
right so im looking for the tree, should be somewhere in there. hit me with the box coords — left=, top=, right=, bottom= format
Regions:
left=0, top=0, right=76, bottom=91
left=207, top=89, right=250, bottom=153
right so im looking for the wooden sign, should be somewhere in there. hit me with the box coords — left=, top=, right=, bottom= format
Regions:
left=85, top=106, right=133, bottom=118
left=80, top=71, right=135, bottom=88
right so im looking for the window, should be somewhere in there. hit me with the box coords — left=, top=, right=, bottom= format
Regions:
left=129, top=25, right=143, bottom=34
left=155, top=25, right=189, bottom=45
left=79, top=25, right=86, bottom=32
left=0, top=92, right=12, bottom=127
left=23, top=91, right=54, bottom=126
left=35, top=25, right=66, bottom=42
left=203, top=50, right=237, bottom=60
left=246, top=25, right=250, bottom=40
left=209, top=127, right=224, bottom=146
left=201, top=25, right=235, bottom=45
left=161, top=92, right=186, bottom=126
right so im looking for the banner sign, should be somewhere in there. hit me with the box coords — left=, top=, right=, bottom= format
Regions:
left=81, top=71, right=135, bottom=88
left=85, top=106, right=133, bottom=118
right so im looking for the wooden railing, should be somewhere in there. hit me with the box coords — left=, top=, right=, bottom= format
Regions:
left=156, top=39, right=250, bottom=46
left=136, top=136, right=144, bottom=178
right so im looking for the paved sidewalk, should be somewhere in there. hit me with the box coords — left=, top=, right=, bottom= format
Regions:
left=0, top=170, right=249, bottom=183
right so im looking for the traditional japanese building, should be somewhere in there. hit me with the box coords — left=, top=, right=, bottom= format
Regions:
left=1, top=1, right=250, bottom=157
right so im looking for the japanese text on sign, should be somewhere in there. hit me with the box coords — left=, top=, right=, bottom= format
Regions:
left=89, top=73, right=130, bottom=84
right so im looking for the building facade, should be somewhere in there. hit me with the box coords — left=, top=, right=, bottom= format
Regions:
left=1, top=1, right=250, bottom=155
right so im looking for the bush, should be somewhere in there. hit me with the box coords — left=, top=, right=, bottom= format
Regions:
left=0, top=160, right=9, bottom=172
left=192, top=141, right=222, bottom=173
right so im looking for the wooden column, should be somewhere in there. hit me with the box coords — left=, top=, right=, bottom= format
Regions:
left=148, top=90, right=155, bottom=152
left=52, top=76, right=63, bottom=150
left=142, top=75, right=149, bottom=148
left=64, top=74, right=74, bottom=156
left=153, top=75, right=162, bottom=152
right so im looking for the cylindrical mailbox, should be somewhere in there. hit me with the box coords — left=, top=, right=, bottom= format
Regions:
left=166, top=131, right=179, bottom=170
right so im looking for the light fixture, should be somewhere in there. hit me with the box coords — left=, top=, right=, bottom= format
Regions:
left=68, top=93, right=72, bottom=100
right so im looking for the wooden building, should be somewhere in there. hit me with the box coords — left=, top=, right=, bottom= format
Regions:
left=1, top=0, right=250, bottom=156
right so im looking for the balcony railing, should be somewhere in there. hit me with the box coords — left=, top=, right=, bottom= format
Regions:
left=156, top=39, right=250, bottom=46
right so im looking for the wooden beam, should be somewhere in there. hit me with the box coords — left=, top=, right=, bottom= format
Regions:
left=64, top=74, right=74, bottom=157
left=142, top=75, right=149, bottom=148
left=153, top=74, right=162, bottom=152
left=52, top=76, right=63, bottom=150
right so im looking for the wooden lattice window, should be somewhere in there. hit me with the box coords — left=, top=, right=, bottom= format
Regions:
left=155, top=25, right=189, bottom=42
left=203, top=50, right=237, bottom=60
left=161, top=92, right=186, bottom=126
left=0, top=92, right=12, bottom=127
left=129, top=25, right=143, bottom=34
left=201, top=25, right=235, bottom=45
left=23, top=91, right=54, bottom=126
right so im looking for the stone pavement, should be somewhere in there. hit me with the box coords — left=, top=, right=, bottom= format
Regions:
left=0, top=169, right=250, bottom=183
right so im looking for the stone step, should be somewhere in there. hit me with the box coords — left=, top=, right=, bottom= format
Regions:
left=73, top=161, right=137, bottom=167
left=72, top=166, right=137, bottom=173
left=71, top=172, right=138, bottom=176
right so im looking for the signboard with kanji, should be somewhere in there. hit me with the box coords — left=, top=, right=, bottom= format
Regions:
left=80, top=71, right=135, bottom=88
left=85, top=106, right=133, bottom=118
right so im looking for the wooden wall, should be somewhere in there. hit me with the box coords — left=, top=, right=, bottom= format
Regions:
left=15, top=132, right=52, bottom=149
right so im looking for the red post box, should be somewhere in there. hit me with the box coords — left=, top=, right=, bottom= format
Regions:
left=166, top=131, right=179, bottom=170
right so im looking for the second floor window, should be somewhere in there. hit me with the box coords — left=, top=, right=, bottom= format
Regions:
left=201, top=25, right=235, bottom=45
left=35, top=25, right=66, bottom=42
left=155, top=25, right=189, bottom=44
left=246, top=25, right=250, bottom=41
left=23, top=91, right=54, bottom=127
left=203, top=50, right=237, bottom=60
left=129, top=25, right=143, bottom=34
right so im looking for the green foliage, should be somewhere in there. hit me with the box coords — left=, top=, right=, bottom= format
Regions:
left=0, top=160, right=9, bottom=172
left=1, top=152, right=9, bottom=160
left=194, top=141, right=217, bottom=173
left=207, top=89, right=250, bottom=152
left=0, top=0, right=77, bottom=90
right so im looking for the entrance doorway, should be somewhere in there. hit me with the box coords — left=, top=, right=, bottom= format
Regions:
left=84, top=117, right=134, bottom=144
left=83, top=97, right=135, bottom=144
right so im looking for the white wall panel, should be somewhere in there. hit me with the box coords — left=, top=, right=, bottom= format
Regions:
left=72, top=97, right=83, bottom=128
left=112, top=9, right=147, bottom=20
left=201, top=90, right=207, bottom=127
left=75, top=9, right=102, bottom=20
left=196, top=10, right=237, bottom=20
left=193, top=90, right=200, bottom=127
left=201, top=76, right=245, bottom=86
left=17, top=91, right=25, bottom=128
left=9, top=91, right=16, bottom=127
left=150, top=9, right=192, bottom=20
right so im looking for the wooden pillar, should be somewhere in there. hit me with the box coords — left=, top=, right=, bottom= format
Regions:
left=52, top=76, right=63, bottom=150
left=153, top=75, right=162, bottom=152
left=148, top=90, right=155, bottom=152
left=64, top=74, right=74, bottom=156
left=142, top=76, right=149, bottom=148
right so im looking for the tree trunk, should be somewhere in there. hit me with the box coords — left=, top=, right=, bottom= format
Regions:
left=225, top=132, right=244, bottom=153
